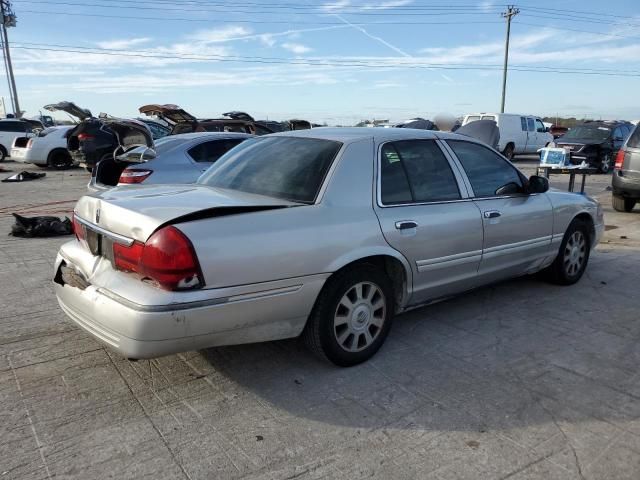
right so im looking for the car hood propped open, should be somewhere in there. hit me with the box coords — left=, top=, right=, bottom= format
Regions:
left=43, top=101, right=92, bottom=121
left=456, top=119, right=500, bottom=150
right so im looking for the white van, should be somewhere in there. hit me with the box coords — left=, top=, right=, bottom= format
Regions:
left=462, top=113, right=553, bottom=159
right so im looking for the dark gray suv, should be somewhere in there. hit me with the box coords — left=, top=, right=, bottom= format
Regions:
left=612, top=124, right=640, bottom=212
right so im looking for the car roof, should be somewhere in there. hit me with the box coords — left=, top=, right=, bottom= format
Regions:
left=268, top=126, right=468, bottom=144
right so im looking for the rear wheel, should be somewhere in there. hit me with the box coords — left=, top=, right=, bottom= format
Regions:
left=302, top=265, right=394, bottom=367
left=503, top=143, right=515, bottom=161
left=48, top=150, right=72, bottom=170
left=0, top=146, right=6, bottom=162
left=598, top=154, right=612, bottom=174
left=612, top=195, right=636, bottom=212
left=543, top=219, right=591, bottom=285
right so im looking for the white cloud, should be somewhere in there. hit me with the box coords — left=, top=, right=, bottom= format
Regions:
left=282, top=43, right=312, bottom=54
left=97, top=37, right=152, bottom=50
left=187, top=26, right=252, bottom=43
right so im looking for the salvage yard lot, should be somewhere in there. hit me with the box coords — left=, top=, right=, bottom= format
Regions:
left=1, top=157, right=640, bottom=480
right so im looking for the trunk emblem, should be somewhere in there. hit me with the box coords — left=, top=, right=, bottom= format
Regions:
left=95, top=208, right=101, bottom=224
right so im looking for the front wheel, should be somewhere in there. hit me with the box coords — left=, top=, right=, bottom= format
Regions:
left=302, top=265, right=394, bottom=367
left=0, top=147, right=6, bottom=162
left=612, top=195, right=636, bottom=212
left=543, top=219, right=591, bottom=285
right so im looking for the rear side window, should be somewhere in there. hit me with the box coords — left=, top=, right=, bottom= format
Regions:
left=627, top=125, right=640, bottom=148
left=521, top=117, right=527, bottom=131
left=448, top=140, right=523, bottom=198
left=481, top=115, right=495, bottom=121
left=380, top=140, right=460, bottom=205
left=187, top=139, right=244, bottom=163
left=0, top=121, right=29, bottom=132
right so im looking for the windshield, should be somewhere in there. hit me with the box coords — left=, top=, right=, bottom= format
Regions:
left=198, top=136, right=342, bottom=203
left=563, top=125, right=611, bottom=141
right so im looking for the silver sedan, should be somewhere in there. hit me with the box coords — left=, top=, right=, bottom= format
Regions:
left=89, top=132, right=253, bottom=191
left=55, top=128, right=604, bottom=366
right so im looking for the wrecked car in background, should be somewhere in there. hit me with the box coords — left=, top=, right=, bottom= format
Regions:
left=44, top=102, right=154, bottom=171
left=89, top=132, right=253, bottom=191
left=11, top=125, right=75, bottom=169
left=139, top=104, right=259, bottom=135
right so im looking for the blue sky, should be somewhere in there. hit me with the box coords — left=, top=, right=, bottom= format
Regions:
left=4, top=0, right=640, bottom=124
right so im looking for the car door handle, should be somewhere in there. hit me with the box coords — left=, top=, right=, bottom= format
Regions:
left=483, top=210, right=502, bottom=219
left=395, top=220, right=418, bottom=230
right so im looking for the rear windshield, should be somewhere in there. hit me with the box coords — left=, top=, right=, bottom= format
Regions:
left=465, top=116, right=481, bottom=124
left=564, top=125, right=611, bottom=141
left=198, top=136, right=342, bottom=203
left=627, top=125, right=640, bottom=148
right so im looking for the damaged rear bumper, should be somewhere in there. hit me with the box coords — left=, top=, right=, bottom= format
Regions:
left=53, top=247, right=326, bottom=359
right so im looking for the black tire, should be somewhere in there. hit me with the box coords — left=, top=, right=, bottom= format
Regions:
left=598, top=154, right=612, bottom=174
left=48, top=150, right=72, bottom=170
left=612, top=195, right=636, bottom=213
left=302, top=264, right=395, bottom=367
left=543, top=219, right=591, bottom=285
left=503, top=143, right=515, bottom=161
left=0, top=146, right=6, bottom=162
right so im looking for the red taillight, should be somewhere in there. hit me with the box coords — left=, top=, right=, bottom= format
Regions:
left=614, top=149, right=625, bottom=170
left=77, top=133, right=94, bottom=141
left=118, top=169, right=152, bottom=184
left=112, top=226, right=203, bottom=291
left=72, top=213, right=85, bottom=241
left=113, top=241, right=144, bottom=273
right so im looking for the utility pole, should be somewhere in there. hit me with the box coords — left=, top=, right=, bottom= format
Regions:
left=500, top=5, right=519, bottom=113
left=0, top=0, right=19, bottom=117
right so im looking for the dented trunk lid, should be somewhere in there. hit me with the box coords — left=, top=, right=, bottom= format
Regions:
left=74, top=184, right=299, bottom=242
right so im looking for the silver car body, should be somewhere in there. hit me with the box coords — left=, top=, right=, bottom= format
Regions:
left=88, top=132, right=253, bottom=192
left=11, top=126, right=74, bottom=165
left=54, top=128, right=604, bottom=359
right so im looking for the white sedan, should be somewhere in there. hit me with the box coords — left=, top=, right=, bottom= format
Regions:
left=11, top=126, right=74, bottom=168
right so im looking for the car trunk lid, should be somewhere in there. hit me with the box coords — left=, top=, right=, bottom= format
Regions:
left=43, top=101, right=92, bottom=121
left=74, top=184, right=300, bottom=243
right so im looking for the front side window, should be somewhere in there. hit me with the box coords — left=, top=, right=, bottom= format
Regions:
left=448, top=140, right=524, bottom=198
left=198, top=136, right=342, bottom=203
left=535, top=119, right=546, bottom=133
left=380, top=140, right=460, bottom=205
left=187, top=139, right=245, bottom=163
left=521, top=117, right=528, bottom=131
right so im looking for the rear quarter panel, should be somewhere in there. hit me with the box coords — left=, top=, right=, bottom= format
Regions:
left=177, top=138, right=412, bottom=290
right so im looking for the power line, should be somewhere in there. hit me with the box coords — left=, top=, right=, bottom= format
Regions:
left=11, top=43, right=640, bottom=77
left=513, top=20, right=640, bottom=41
left=14, top=9, right=505, bottom=25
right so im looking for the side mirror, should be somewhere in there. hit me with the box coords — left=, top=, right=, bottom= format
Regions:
left=527, top=175, right=549, bottom=194
left=545, top=127, right=550, bottom=133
